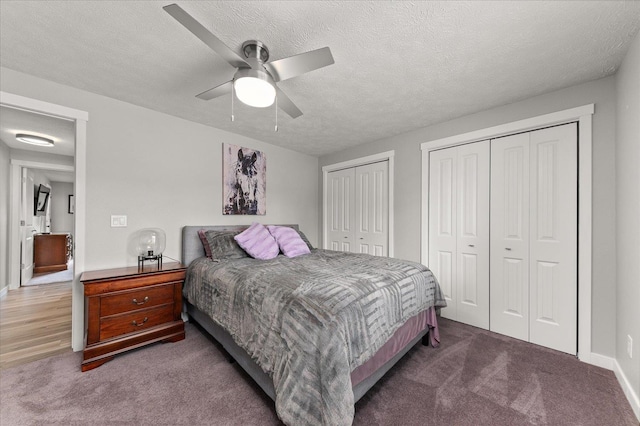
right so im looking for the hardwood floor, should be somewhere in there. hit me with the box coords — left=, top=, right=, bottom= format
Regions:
left=0, top=281, right=73, bottom=370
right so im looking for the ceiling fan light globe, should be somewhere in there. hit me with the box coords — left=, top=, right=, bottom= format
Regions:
left=234, top=75, right=276, bottom=108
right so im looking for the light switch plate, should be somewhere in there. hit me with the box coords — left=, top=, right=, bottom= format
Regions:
left=110, top=215, right=127, bottom=227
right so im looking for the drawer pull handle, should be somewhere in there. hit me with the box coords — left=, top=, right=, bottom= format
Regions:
left=132, top=296, right=149, bottom=306
left=131, top=317, right=148, bottom=327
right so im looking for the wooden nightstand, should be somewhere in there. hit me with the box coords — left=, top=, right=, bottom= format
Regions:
left=80, top=262, right=186, bottom=372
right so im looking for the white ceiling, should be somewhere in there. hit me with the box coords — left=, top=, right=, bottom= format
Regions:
left=1, top=1, right=639, bottom=157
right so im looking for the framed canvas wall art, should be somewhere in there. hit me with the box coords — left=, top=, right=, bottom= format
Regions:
left=223, top=143, right=266, bottom=215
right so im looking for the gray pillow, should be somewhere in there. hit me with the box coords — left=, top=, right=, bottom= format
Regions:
left=296, top=230, right=314, bottom=250
left=204, top=230, right=248, bottom=260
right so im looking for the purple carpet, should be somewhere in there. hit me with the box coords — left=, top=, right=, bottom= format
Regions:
left=1, top=319, right=635, bottom=425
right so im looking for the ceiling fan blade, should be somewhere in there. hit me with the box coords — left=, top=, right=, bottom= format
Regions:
left=196, top=80, right=233, bottom=101
left=265, top=47, right=334, bottom=82
left=163, top=4, right=249, bottom=69
left=275, top=87, right=303, bottom=119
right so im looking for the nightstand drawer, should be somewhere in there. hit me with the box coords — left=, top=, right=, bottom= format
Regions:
left=100, top=304, right=174, bottom=341
left=100, top=284, right=175, bottom=317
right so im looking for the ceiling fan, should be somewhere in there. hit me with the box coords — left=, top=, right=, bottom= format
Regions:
left=164, top=3, right=335, bottom=119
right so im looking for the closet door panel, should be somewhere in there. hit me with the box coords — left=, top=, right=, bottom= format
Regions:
left=429, top=149, right=457, bottom=320
left=490, top=133, right=530, bottom=341
left=327, top=168, right=356, bottom=252
left=456, top=141, right=490, bottom=329
left=355, top=162, right=388, bottom=256
left=529, top=123, right=577, bottom=354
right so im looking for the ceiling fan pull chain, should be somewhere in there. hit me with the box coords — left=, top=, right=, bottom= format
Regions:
left=231, top=84, right=235, bottom=122
left=275, top=94, right=278, bottom=132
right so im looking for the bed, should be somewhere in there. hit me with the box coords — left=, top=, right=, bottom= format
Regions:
left=181, top=225, right=446, bottom=426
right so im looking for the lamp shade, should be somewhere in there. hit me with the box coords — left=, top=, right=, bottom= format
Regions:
left=234, top=69, right=276, bottom=108
left=129, top=228, right=166, bottom=258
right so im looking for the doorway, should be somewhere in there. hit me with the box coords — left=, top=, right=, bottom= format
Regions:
left=1, top=91, right=88, bottom=352
left=21, top=167, right=75, bottom=287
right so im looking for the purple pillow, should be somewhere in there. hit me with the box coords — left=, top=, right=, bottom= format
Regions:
left=198, top=229, right=213, bottom=259
left=234, top=222, right=279, bottom=260
left=267, top=226, right=311, bottom=258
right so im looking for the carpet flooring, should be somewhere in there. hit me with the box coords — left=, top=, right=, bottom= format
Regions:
left=0, top=318, right=636, bottom=425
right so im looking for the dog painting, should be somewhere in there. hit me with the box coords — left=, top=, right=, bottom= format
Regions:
left=223, top=143, right=266, bottom=215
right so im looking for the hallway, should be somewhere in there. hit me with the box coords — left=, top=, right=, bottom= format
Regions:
left=0, top=281, right=72, bottom=370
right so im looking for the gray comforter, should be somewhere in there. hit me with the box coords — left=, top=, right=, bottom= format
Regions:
left=184, top=249, right=446, bottom=426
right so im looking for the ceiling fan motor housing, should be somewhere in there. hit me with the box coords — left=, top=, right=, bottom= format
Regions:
left=242, top=40, right=269, bottom=63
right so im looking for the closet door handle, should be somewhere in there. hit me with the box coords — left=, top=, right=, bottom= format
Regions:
left=468, top=244, right=475, bottom=247
left=505, top=248, right=512, bottom=251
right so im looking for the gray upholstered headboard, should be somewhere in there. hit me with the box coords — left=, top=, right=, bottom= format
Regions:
left=181, top=224, right=300, bottom=267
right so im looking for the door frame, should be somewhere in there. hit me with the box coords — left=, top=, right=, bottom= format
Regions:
left=322, top=150, right=395, bottom=257
left=420, top=104, right=593, bottom=363
left=15, top=161, right=73, bottom=284
left=2, top=91, right=88, bottom=352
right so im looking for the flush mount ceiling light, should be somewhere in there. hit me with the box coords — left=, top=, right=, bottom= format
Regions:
left=16, top=133, right=54, bottom=147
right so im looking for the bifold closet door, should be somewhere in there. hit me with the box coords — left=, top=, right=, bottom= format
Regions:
left=490, top=123, right=577, bottom=354
left=327, top=162, right=389, bottom=255
left=528, top=123, right=577, bottom=354
left=429, top=141, right=489, bottom=329
left=327, top=167, right=355, bottom=252
left=355, top=161, right=389, bottom=256
left=456, top=142, right=490, bottom=329
left=428, top=148, right=457, bottom=318
left=490, top=133, right=531, bottom=341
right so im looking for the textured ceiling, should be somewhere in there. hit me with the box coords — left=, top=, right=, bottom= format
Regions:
left=1, top=1, right=639, bottom=157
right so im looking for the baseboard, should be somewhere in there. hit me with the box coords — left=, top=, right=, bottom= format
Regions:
left=613, top=359, right=640, bottom=422
left=589, top=352, right=615, bottom=370
left=587, top=352, right=639, bottom=421
left=0, top=285, right=8, bottom=299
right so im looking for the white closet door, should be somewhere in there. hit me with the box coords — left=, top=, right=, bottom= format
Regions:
left=429, top=142, right=490, bottom=328
left=529, top=123, right=577, bottom=354
left=429, top=148, right=457, bottom=320
left=456, top=141, right=490, bottom=329
left=490, top=133, right=530, bottom=341
left=327, top=167, right=356, bottom=252
left=355, top=161, right=388, bottom=256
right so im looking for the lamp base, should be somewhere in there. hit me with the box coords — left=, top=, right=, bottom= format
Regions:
left=138, top=254, right=163, bottom=270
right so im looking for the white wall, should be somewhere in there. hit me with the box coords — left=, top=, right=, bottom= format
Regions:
left=319, top=76, right=617, bottom=358
left=0, top=139, right=10, bottom=293
left=50, top=181, right=74, bottom=235
left=615, top=29, right=640, bottom=417
left=0, top=66, right=318, bottom=272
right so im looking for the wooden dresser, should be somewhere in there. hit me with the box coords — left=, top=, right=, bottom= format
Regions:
left=80, top=262, right=186, bottom=372
left=34, top=233, right=69, bottom=274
